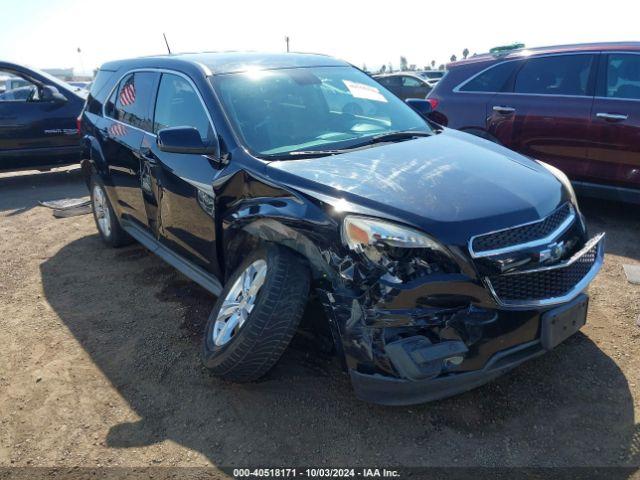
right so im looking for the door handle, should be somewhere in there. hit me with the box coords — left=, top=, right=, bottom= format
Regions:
left=596, top=112, right=628, bottom=122
left=493, top=105, right=516, bottom=114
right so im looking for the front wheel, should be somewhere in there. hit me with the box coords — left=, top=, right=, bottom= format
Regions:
left=202, top=244, right=311, bottom=382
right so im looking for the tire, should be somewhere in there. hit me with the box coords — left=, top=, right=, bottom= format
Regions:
left=202, top=244, right=311, bottom=382
left=90, top=176, right=133, bottom=248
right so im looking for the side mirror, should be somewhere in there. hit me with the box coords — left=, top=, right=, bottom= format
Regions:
left=157, top=127, right=218, bottom=156
left=405, top=98, right=432, bottom=116
left=41, top=85, right=67, bottom=103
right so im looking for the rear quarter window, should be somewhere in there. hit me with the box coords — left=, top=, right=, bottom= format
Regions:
left=459, top=61, right=519, bottom=93
left=86, top=69, right=117, bottom=115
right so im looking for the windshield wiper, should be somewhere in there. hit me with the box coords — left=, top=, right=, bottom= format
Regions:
left=369, top=130, right=432, bottom=143
left=265, top=149, right=352, bottom=159
left=287, top=149, right=348, bottom=156
left=341, top=130, right=432, bottom=150
left=266, top=130, right=432, bottom=160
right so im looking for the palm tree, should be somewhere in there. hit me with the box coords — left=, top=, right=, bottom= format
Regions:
left=463, top=48, right=469, bottom=59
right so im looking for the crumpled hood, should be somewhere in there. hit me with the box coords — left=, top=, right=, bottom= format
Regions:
left=267, top=129, right=568, bottom=245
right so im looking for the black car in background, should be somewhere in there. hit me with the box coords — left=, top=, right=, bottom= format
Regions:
left=374, top=72, right=433, bottom=100
left=79, top=52, right=603, bottom=405
left=0, top=61, right=86, bottom=172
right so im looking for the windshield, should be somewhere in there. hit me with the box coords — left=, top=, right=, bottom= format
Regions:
left=211, top=66, right=432, bottom=157
left=419, top=71, right=444, bottom=80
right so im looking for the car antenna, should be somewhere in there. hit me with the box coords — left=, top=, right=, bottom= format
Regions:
left=163, top=33, right=172, bottom=54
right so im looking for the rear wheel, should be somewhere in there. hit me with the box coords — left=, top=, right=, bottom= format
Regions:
left=202, top=244, right=310, bottom=382
left=90, top=176, right=132, bottom=248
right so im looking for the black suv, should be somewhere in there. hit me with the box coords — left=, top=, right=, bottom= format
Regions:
left=79, top=52, right=604, bottom=405
left=0, top=61, right=86, bottom=172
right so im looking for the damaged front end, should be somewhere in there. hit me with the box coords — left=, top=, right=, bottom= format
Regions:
left=316, top=209, right=604, bottom=405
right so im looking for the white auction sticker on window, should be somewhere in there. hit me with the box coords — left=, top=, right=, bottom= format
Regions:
left=343, top=80, right=388, bottom=103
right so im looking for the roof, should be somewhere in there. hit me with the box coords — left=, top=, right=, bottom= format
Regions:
left=100, top=51, right=349, bottom=76
left=448, top=41, right=640, bottom=68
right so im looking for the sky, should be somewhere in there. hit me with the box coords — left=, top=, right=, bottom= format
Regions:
left=1, top=0, right=639, bottom=76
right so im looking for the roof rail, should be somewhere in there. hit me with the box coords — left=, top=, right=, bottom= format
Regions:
left=489, top=43, right=525, bottom=57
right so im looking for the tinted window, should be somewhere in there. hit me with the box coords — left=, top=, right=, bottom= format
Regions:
left=402, top=76, right=423, bottom=87
left=90, top=69, right=116, bottom=100
left=514, top=55, right=594, bottom=96
left=212, top=66, right=431, bottom=156
left=459, top=61, right=518, bottom=92
left=105, top=72, right=155, bottom=130
left=377, top=76, right=401, bottom=88
left=606, top=54, right=640, bottom=100
left=153, top=73, right=213, bottom=141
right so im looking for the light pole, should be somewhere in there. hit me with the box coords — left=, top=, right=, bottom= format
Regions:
left=76, top=47, right=86, bottom=78
left=285, top=36, right=290, bottom=53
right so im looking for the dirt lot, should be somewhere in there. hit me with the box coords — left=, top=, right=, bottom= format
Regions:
left=0, top=167, right=639, bottom=476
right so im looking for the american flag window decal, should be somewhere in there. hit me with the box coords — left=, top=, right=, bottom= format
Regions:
left=119, top=77, right=136, bottom=106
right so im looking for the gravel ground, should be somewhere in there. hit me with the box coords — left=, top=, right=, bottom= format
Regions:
left=0, top=167, right=639, bottom=477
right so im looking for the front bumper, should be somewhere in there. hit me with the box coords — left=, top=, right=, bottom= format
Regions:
left=349, top=292, right=589, bottom=406
left=350, top=339, right=545, bottom=406
left=321, top=234, right=604, bottom=406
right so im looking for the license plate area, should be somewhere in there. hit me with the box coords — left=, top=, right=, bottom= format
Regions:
left=540, top=294, right=588, bottom=350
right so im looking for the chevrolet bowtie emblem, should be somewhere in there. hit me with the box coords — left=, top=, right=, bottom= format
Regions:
left=539, top=241, right=567, bottom=264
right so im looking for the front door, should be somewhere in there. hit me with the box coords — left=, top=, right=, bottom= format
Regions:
left=487, top=54, right=596, bottom=179
left=149, top=72, right=223, bottom=277
left=0, top=69, right=79, bottom=170
left=587, top=52, right=640, bottom=190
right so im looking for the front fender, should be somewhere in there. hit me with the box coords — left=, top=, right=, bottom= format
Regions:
left=222, top=195, right=340, bottom=281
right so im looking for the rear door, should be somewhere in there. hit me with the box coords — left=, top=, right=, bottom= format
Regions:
left=101, top=71, right=158, bottom=228
left=587, top=52, right=640, bottom=190
left=147, top=71, right=223, bottom=276
left=377, top=76, right=403, bottom=99
left=433, top=60, right=522, bottom=130
left=486, top=53, right=596, bottom=178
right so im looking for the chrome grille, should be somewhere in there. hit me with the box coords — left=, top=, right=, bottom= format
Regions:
left=471, top=203, right=574, bottom=256
left=485, top=234, right=605, bottom=307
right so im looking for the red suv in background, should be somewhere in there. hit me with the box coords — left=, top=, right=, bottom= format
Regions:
left=427, top=42, right=640, bottom=204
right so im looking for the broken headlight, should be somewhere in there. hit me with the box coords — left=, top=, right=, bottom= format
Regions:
left=341, top=215, right=457, bottom=282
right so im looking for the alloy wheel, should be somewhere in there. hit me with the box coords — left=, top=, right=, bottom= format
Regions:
left=212, top=259, right=268, bottom=346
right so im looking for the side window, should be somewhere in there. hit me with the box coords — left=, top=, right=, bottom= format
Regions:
left=402, top=76, right=423, bottom=88
left=105, top=72, right=155, bottom=131
left=459, top=61, right=519, bottom=92
left=0, top=70, right=39, bottom=102
left=514, top=55, right=594, bottom=96
left=379, top=76, right=401, bottom=88
left=606, top=54, right=640, bottom=100
left=153, top=73, right=213, bottom=141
